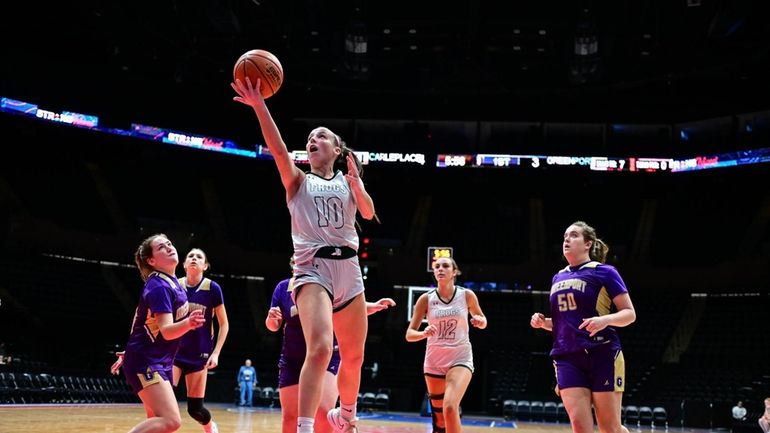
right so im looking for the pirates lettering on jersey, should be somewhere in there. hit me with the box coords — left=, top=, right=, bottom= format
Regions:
left=550, top=278, right=587, bottom=294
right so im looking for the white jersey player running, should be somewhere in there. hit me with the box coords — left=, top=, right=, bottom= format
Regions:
left=407, top=257, right=488, bottom=433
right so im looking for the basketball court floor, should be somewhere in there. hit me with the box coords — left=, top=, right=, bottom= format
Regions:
left=0, top=403, right=714, bottom=433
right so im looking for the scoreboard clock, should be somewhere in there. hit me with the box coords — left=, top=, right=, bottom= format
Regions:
left=427, top=246, right=453, bottom=272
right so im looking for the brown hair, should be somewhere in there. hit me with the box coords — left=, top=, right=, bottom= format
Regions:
left=134, top=233, right=168, bottom=282
left=571, top=221, right=609, bottom=263
left=433, top=257, right=463, bottom=281
left=330, top=132, right=364, bottom=178
left=186, top=248, right=211, bottom=273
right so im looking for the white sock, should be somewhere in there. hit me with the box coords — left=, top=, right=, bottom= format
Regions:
left=298, top=416, right=314, bottom=433
left=340, top=402, right=357, bottom=420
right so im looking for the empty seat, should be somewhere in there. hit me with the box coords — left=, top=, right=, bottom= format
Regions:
left=625, top=405, right=640, bottom=426
left=557, top=402, right=568, bottom=423
left=516, top=400, right=531, bottom=421
left=374, top=392, right=390, bottom=411
left=639, top=406, right=653, bottom=425
left=361, top=392, right=376, bottom=412
left=503, top=399, right=516, bottom=420
left=530, top=401, right=544, bottom=421
left=544, top=401, right=559, bottom=422
left=260, top=387, right=275, bottom=406
left=653, top=406, right=668, bottom=427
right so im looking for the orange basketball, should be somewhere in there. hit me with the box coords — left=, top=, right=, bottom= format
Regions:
left=233, top=49, right=283, bottom=98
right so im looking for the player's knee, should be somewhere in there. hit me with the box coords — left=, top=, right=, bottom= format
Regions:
left=443, top=401, right=461, bottom=418
left=570, top=417, right=594, bottom=433
left=187, top=398, right=212, bottom=425
left=305, top=342, right=333, bottom=364
left=340, top=349, right=363, bottom=368
left=161, top=414, right=183, bottom=431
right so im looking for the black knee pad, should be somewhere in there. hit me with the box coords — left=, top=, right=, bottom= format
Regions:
left=431, top=409, right=446, bottom=433
left=429, top=394, right=445, bottom=433
left=187, top=397, right=212, bottom=425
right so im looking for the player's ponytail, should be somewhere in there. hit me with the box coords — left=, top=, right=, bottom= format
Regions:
left=591, top=238, right=609, bottom=263
left=572, top=221, right=609, bottom=263
left=333, top=134, right=364, bottom=178
left=331, top=132, right=381, bottom=224
left=134, top=233, right=167, bottom=281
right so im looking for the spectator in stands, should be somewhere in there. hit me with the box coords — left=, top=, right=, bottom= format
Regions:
left=406, top=257, right=487, bottom=433
left=111, top=234, right=205, bottom=433
left=237, top=359, right=257, bottom=407
left=172, top=248, right=229, bottom=433
left=732, top=400, right=747, bottom=420
left=530, top=221, right=636, bottom=433
left=265, top=257, right=396, bottom=433
left=759, top=398, right=770, bottom=433
left=232, top=76, right=378, bottom=433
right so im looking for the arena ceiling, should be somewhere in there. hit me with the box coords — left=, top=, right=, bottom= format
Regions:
left=3, top=0, right=768, bottom=127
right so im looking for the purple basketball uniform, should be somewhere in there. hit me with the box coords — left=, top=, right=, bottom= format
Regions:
left=123, top=271, right=190, bottom=394
left=271, top=278, right=340, bottom=388
left=549, top=261, right=629, bottom=392
left=174, top=277, right=224, bottom=374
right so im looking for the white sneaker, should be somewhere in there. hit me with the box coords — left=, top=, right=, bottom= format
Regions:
left=204, top=421, right=219, bottom=433
left=327, top=408, right=358, bottom=433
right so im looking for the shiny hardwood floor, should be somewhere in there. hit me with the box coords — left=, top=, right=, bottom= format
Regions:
left=0, top=403, right=696, bottom=433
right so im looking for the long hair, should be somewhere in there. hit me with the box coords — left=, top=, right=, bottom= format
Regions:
left=432, top=257, right=463, bottom=283
left=331, top=132, right=364, bottom=177
left=134, top=233, right=167, bottom=282
left=571, top=221, right=609, bottom=263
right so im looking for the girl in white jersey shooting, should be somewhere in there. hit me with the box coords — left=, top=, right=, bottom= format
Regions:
left=232, top=76, right=376, bottom=433
left=406, top=257, right=487, bottom=433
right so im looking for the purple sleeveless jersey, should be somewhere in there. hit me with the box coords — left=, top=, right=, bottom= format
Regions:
left=549, top=261, right=628, bottom=356
left=123, top=271, right=190, bottom=374
left=175, top=277, right=224, bottom=367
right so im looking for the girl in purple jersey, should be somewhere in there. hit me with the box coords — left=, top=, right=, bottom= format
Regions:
left=172, top=248, right=230, bottom=433
left=233, top=77, right=377, bottom=433
left=113, top=234, right=206, bottom=433
left=530, top=221, right=636, bottom=433
left=406, top=257, right=487, bottom=433
left=265, top=260, right=396, bottom=433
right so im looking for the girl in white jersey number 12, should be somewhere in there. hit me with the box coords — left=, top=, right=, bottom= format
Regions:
left=407, top=257, right=488, bottom=433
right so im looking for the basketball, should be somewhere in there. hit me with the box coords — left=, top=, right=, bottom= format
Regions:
left=233, top=49, right=283, bottom=99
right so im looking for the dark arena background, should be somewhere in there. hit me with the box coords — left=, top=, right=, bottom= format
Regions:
left=1, top=1, right=769, bottom=432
